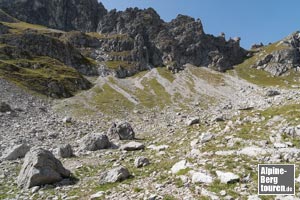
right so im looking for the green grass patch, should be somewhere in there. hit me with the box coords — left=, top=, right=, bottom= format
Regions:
left=207, top=180, right=238, bottom=198
left=105, top=60, right=134, bottom=70
left=176, top=168, right=191, bottom=176
left=260, top=104, right=300, bottom=122
left=0, top=57, right=91, bottom=97
left=189, top=66, right=225, bottom=86
left=90, top=83, right=134, bottom=115
left=134, top=78, right=172, bottom=108
left=2, top=22, right=54, bottom=34
left=157, top=67, right=176, bottom=83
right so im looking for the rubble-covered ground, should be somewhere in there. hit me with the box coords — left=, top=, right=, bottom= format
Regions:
left=1, top=64, right=300, bottom=200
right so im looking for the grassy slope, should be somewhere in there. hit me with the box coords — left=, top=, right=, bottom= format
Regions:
left=0, top=57, right=90, bottom=97
left=0, top=15, right=95, bottom=97
left=233, top=42, right=300, bottom=88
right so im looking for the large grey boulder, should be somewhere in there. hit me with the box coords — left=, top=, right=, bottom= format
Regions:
left=1, top=144, right=30, bottom=161
left=99, top=166, right=131, bottom=184
left=108, top=122, right=135, bottom=140
left=17, top=148, right=70, bottom=189
left=79, top=133, right=110, bottom=151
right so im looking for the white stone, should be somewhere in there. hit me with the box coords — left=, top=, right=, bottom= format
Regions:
left=186, top=117, right=200, bottom=126
left=190, top=139, right=199, bottom=148
left=171, top=160, right=192, bottom=174
left=147, top=145, right=169, bottom=151
left=219, top=190, right=226, bottom=196
left=201, top=188, right=219, bottom=200
left=120, top=141, right=145, bottom=151
left=238, top=146, right=267, bottom=157
left=248, top=195, right=261, bottom=200
left=192, top=172, right=213, bottom=184
left=216, top=170, right=239, bottom=184
left=199, top=132, right=214, bottom=144
left=215, top=150, right=236, bottom=156
left=274, top=143, right=287, bottom=148
left=190, top=149, right=201, bottom=157
left=90, top=191, right=104, bottom=200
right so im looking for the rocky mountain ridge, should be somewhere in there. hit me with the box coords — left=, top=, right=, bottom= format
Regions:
left=0, top=0, right=247, bottom=78
left=0, top=0, right=107, bottom=32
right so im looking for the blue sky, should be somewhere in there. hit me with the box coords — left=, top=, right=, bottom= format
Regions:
left=100, top=0, right=300, bottom=49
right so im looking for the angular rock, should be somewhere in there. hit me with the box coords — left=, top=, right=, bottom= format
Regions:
left=199, top=132, right=214, bottom=144
left=0, top=102, right=11, bottom=113
left=120, top=141, right=145, bottom=151
left=108, top=121, right=135, bottom=140
left=186, top=117, right=200, bottom=126
left=238, top=146, right=268, bottom=157
left=17, top=148, right=70, bottom=189
left=99, top=166, right=130, bottom=184
left=171, top=160, right=192, bottom=174
left=1, top=144, right=30, bottom=161
left=248, top=195, right=261, bottom=200
left=266, top=90, right=280, bottom=97
left=62, top=117, right=72, bottom=123
left=192, top=172, right=213, bottom=184
left=134, top=156, right=150, bottom=168
left=90, top=191, right=105, bottom=200
left=216, top=170, right=239, bottom=184
left=56, top=144, right=73, bottom=158
left=147, top=145, right=169, bottom=151
left=79, top=133, right=110, bottom=151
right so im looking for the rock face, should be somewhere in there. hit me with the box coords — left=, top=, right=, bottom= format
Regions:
left=0, top=32, right=97, bottom=76
left=17, top=148, right=70, bottom=189
left=0, top=8, right=17, bottom=22
left=99, top=166, right=131, bottom=184
left=96, top=9, right=247, bottom=74
left=0, top=1, right=248, bottom=78
left=251, top=32, right=300, bottom=76
left=108, top=122, right=135, bottom=140
left=1, top=144, right=30, bottom=161
left=79, top=133, right=111, bottom=151
left=0, top=0, right=107, bottom=32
